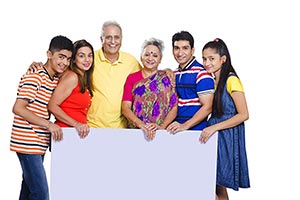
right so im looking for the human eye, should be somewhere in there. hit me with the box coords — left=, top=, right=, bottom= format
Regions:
left=114, top=36, right=121, bottom=41
left=183, top=46, right=190, bottom=50
left=59, top=54, right=66, bottom=60
left=105, top=36, right=112, bottom=41
left=78, top=53, right=85, bottom=58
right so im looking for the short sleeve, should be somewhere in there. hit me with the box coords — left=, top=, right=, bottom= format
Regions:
left=226, top=75, right=244, bottom=94
left=122, top=71, right=143, bottom=102
left=17, top=73, right=42, bottom=102
left=196, top=70, right=215, bottom=96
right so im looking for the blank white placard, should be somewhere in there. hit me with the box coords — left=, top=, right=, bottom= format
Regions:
left=51, top=128, right=218, bottom=200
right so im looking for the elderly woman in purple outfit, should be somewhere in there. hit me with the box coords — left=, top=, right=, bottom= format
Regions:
left=122, top=38, right=178, bottom=140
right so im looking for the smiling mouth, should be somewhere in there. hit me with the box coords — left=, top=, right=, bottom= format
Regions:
left=58, top=65, right=67, bottom=71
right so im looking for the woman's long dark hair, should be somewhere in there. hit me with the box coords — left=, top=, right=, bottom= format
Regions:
left=202, top=38, right=237, bottom=117
left=70, top=39, right=94, bottom=96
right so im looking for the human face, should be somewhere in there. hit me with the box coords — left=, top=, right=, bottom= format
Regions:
left=101, top=25, right=122, bottom=56
left=202, top=47, right=225, bottom=75
left=141, top=45, right=161, bottom=71
left=75, top=46, right=93, bottom=74
left=172, top=40, right=194, bottom=69
left=47, top=49, right=72, bottom=76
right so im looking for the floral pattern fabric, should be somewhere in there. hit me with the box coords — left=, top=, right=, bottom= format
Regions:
left=129, top=70, right=177, bottom=128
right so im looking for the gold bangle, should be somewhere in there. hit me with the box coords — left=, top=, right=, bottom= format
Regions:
left=133, top=118, right=138, bottom=127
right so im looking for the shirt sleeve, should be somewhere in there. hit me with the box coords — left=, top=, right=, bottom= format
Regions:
left=196, top=70, right=215, bottom=96
left=17, top=73, right=42, bottom=102
left=226, top=75, right=244, bottom=94
left=122, top=74, right=135, bottom=102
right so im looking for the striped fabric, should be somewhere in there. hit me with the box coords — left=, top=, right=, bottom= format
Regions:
left=10, top=68, right=58, bottom=154
left=174, top=57, right=214, bottom=130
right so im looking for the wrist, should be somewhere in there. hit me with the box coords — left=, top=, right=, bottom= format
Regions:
left=159, top=123, right=166, bottom=129
left=73, top=121, right=80, bottom=127
left=136, top=121, right=144, bottom=129
left=182, top=123, right=188, bottom=131
left=46, top=121, right=52, bottom=129
left=133, top=118, right=139, bottom=127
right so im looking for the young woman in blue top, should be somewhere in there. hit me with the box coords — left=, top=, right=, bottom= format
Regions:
left=200, top=38, right=250, bottom=200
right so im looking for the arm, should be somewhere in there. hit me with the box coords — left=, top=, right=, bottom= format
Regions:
left=183, top=93, right=213, bottom=129
left=122, top=101, right=143, bottom=128
left=163, top=68, right=175, bottom=87
left=27, top=62, right=65, bottom=78
left=122, top=101, right=156, bottom=140
left=160, top=105, right=177, bottom=129
left=48, top=71, right=78, bottom=126
left=167, top=93, right=213, bottom=134
left=12, top=98, right=62, bottom=141
left=48, top=71, right=89, bottom=138
left=122, top=100, right=151, bottom=135
left=200, top=91, right=249, bottom=143
left=26, top=62, right=43, bottom=74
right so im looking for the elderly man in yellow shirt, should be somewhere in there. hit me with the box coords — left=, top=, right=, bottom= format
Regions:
left=87, top=21, right=141, bottom=128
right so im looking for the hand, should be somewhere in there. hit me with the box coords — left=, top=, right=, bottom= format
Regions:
left=164, top=68, right=175, bottom=87
left=199, top=126, right=216, bottom=143
left=145, top=130, right=156, bottom=140
left=166, top=121, right=186, bottom=134
left=26, top=62, right=43, bottom=74
left=138, top=123, right=159, bottom=141
left=74, top=122, right=90, bottom=139
left=48, top=122, right=63, bottom=141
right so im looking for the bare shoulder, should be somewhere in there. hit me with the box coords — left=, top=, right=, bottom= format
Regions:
left=59, top=70, right=78, bottom=87
left=61, top=70, right=78, bottom=81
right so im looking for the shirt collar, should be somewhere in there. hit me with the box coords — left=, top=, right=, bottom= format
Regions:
left=177, top=56, right=196, bottom=72
left=99, top=48, right=123, bottom=64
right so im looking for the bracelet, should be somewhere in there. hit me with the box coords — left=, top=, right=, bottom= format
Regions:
left=133, top=118, right=138, bottom=127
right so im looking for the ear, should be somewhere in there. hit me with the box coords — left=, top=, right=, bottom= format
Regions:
left=191, top=47, right=195, bottom=55
left=221, top=55, right=227, bottom=64
left=46, top=50, right=52, bottom=59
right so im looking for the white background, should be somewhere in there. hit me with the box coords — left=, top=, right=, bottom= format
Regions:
left=0, top=0, right=299, bottom=199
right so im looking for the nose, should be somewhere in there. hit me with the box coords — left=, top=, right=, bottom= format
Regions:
left=63, top=58, right=69, bottom=66
left=177, top=48, right=184, bottom=56
left=149, top=54, right=155, bottom=60
left=85, top=55, right=93, bottom=62
left=110, top=36, right=119, bottom=44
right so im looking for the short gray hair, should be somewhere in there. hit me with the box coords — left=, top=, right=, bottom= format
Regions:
left=141, top=37, right=164, bottom=57
left=101, top=20, right=122, bottom=37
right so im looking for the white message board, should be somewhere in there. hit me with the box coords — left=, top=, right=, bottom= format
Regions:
left=51, top=128, right=218, bottom=200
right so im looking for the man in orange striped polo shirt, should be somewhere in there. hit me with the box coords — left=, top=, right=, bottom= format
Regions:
left=10, top=35, right=73, bottom=200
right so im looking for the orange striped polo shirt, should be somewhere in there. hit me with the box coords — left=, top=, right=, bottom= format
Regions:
left=10, top=68, right=59, bottom=154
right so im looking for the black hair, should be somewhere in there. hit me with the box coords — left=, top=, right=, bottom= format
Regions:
left=202, top=38, right=237, bottom=117
left=172, top=31, right=194, bottom=48
left=48, top=35, right=73, bottom=53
